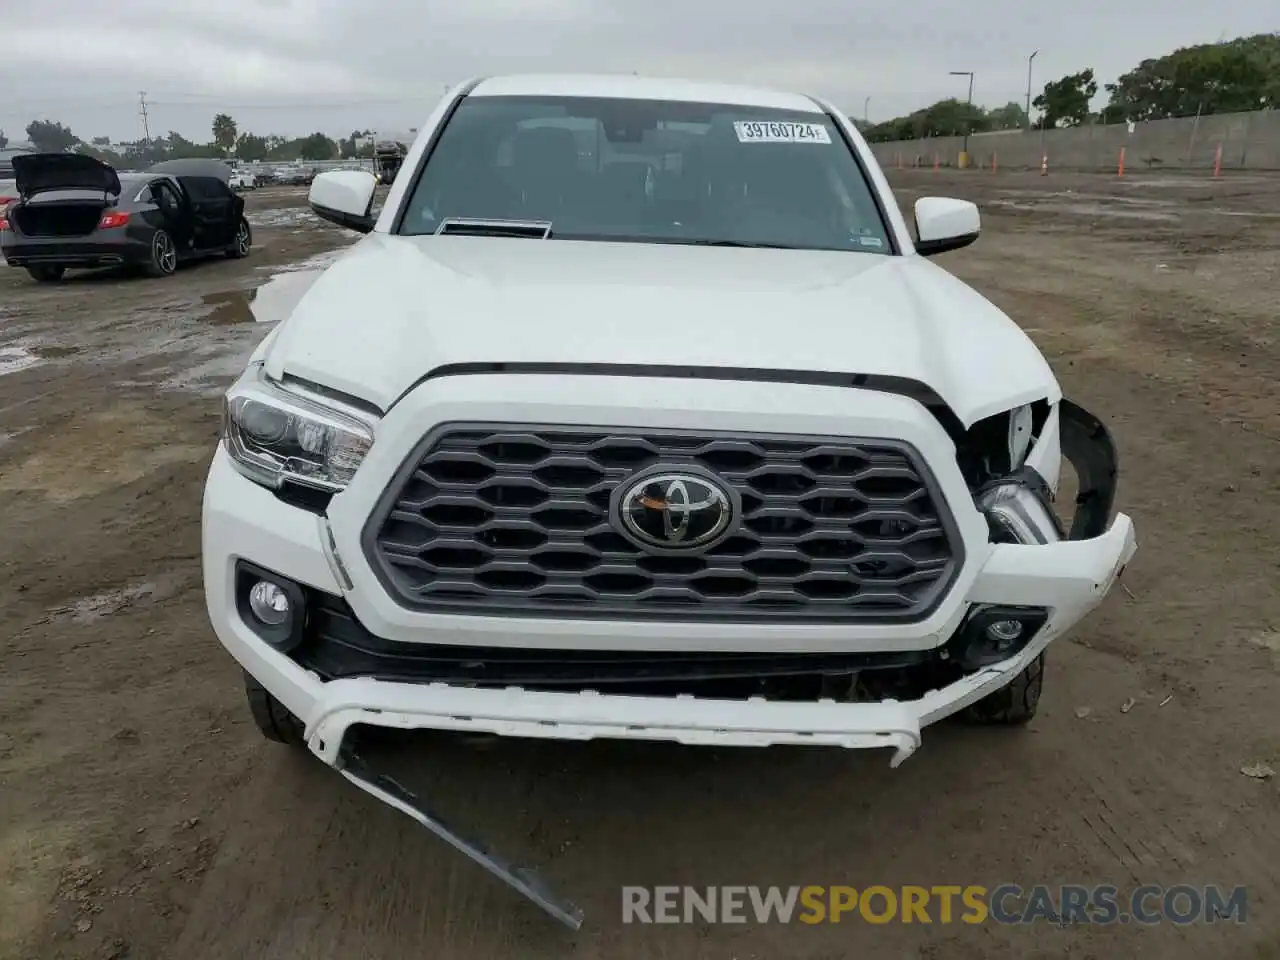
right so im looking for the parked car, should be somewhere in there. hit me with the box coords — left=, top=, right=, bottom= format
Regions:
left=275, top=164, right=314, bottom=186
left=0, top=179, right=17, bottom=215
left=204, top=74, right=1137, bottom=928
left=1, top=154, right=252, bottom=281
left=229, top=169, right=258, bottom=191
left=0, top=146, right=36, bottom=179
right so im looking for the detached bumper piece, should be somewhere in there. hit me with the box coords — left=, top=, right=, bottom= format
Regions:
left=338, top=746, right=585, bottom=930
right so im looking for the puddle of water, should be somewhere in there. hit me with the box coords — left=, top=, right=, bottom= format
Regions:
left=31, top=344, right=81, bottom=359
left=43, top=573, right=187, bottom=625
left=0, top=346, right=40, bottom=376
left=264, top=246, right=352, bottom=274
left=250, top=269, right=324, bottom=323
left=202, top=289, right=256, bottom=325
left=46, top=583, right=158, bottom=624
left=200, top=266, right=327, bottom=326
left=247, top=207, right=320, bottom=229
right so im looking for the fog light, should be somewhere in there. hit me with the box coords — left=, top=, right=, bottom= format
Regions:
left=248, top=580, right=291, bottom=625
left=985, top=619, right=1024, bottom=644
left=234, top=561, right=307, bottom=652
left=949, top=605, right=1048, bottom=670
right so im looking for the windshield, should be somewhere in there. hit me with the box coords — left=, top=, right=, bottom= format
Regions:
left=397, top=95, right=893, bottom=253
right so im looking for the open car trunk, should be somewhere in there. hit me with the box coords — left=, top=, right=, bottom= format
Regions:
left=10, top=154, right=120, bottom=237
left=11, top=193, right=110, bottom=237
left=13, top=153, right=121, bottom=198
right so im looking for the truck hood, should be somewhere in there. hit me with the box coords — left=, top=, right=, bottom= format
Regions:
left=264, top=235, right=1060, bottom=427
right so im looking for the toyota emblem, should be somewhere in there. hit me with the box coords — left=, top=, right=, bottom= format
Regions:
left=613, top=470, right=737, bottom=551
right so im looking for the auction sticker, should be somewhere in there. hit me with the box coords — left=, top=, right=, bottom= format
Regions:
left=734, top=120, right=832, bottom=144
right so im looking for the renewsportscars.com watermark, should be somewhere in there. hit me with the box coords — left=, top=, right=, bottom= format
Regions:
left=622, top=885, right=1248, bottom=926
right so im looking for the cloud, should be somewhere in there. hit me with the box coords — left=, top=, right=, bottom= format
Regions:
left=1, top=0, right=1274, bottom=141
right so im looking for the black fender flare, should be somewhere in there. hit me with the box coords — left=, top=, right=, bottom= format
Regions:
left=1059, top=398, right=1119, bottom=541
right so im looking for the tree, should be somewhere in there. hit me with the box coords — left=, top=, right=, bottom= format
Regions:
left=987, top=102, right=1029, bottom=130
left=297, top=132, right=337, bottom=161
left=163, top=131, right=221, bottom=159
left=25, top=119, right=79, bottom=152
left=339, top=129, right=374, bottom=158
left=1033, top=69, right=1097, bottom=128
left=235, top=132, right=269, bottom=161
left=862, top=98, right=993, bottom=142
left=91, top=135, right=112, bottom=147
left=212, top=113, right=238, bottom=152
left=0, top=129, right=7, bottom=149
left=1103, top=33, right=1280, bottom=122
left=76, top=143, right=126, bottom=168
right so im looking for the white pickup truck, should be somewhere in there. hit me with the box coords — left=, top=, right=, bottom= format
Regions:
left=202, top=74, right=1136, bottom=927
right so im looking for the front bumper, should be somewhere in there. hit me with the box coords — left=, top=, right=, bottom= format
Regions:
left=204, top=372, right=1137, bottom=768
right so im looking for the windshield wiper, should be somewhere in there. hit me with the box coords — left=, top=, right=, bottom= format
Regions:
left=435, top=218, right=552, bottom=239
left=658, top=238, right=799, bottom=250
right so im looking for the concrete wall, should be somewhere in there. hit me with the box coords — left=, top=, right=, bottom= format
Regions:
left=866, top=109, right=1280, bottom=172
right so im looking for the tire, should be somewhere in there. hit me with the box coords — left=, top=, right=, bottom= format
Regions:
left=145, top=228, right=178, bottom=277
left=961, top=653, right=1044, bottom=725
left=244, top=673, right=306, bottom=746
left=226, top=217, right=252, bottom=259
left=26, top=264, right=65, bottom=283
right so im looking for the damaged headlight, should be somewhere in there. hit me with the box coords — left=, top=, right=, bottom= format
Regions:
left=977, top=475, right=1063, bottom=545
left=222, top=365, right=374, bottom=491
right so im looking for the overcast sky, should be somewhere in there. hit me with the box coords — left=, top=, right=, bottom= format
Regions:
left=1, top=1, right=1273, bottom=144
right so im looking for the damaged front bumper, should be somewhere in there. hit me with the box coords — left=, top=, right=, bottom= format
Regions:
left=208, top=498, right=1134, bottom=928
left=202, top=384, right=1137, bottom=929
left=286, top=511, right=1134, bottom=772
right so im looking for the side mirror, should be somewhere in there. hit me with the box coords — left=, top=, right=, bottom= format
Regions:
left=913, top=197, right=980, bottom=257
left=309, top=170, right=378, bottom=234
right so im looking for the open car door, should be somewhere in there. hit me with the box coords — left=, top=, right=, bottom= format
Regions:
left=179, top=175, right=240, bottom=249
left=148, top=159, right=240, bottom=250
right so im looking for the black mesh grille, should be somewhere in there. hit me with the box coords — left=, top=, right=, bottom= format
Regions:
left=364, top=425, right=963, bottom=622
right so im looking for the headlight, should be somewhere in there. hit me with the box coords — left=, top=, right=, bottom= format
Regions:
left=977, top=478, right=1063, bottom=545
left=222, top=365, right=374, bottom=491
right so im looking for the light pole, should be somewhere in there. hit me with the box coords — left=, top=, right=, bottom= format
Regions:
left=950, top=70, right=974, bottom=167
left=863, top=96, right=870, bottom=125
left=1025, top=51, right=1038, bottom=131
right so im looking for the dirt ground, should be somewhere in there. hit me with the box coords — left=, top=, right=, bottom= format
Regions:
left=2, top=171, right=1279, bottom=960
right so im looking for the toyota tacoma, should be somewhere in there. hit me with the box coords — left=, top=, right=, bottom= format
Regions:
left=203, top=74, right=1137, bottom=927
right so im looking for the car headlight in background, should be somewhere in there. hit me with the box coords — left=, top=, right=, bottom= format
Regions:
left=223, top=365, right=374, bottom=491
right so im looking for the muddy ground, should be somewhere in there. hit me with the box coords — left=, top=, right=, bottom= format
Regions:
left=2, top=172, right=1278, bottom=960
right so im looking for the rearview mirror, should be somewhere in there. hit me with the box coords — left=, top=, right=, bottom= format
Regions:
left=913, top=197, right=980, bottom=256
left=309, top=170, right=378, bottom=234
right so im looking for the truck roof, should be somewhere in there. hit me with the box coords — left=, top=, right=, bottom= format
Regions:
left=468, top=74, right=823, bottom=113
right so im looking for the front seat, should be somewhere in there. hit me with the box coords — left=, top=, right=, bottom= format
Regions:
left=509, top=126, right=581, bottom=219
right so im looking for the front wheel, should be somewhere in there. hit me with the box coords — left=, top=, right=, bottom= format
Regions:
left=961, top=653, right=1044, bottom=725
left=145, top=229, right=178, bottom=277
left=26, top=264, right=66, bottom=283
left=226, top=217, right=252, bottom=259
left=244, top=673, right=306, bottom=746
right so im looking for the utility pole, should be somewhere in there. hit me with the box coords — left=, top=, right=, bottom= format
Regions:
left=950, top=70, right=974, bottom=167
left=863, top=96, right=870, bottom=125
left=138, top=91, right=151, bottom=143
left=1025, top=51, right=1038, bottom=131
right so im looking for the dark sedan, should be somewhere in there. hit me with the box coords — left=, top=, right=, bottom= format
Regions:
left=0, top=154, right=252, bottom=282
